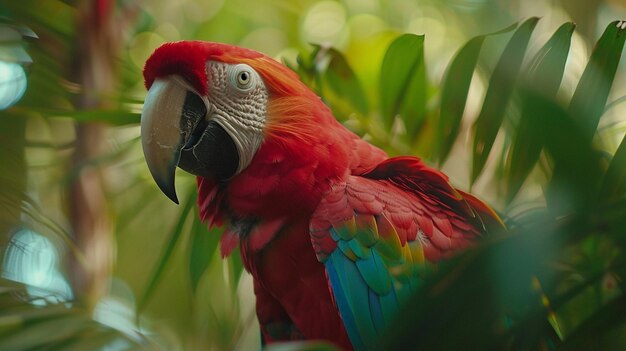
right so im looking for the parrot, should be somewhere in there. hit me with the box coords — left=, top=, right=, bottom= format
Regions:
left=140, top=40, right=503, bottom=350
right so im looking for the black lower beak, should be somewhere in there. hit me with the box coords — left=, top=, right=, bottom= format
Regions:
left=179, top=119, right=239, bottom=181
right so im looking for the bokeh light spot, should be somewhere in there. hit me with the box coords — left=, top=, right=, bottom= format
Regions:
left=348, top=14, right=387, bottom=40
left=240, top=28, right=288, bottom=57
left=2, top=229, right=73, bottom=305
left=302, top=1, right=347, bottom=45
left=0, top=60, right=27, bottom=110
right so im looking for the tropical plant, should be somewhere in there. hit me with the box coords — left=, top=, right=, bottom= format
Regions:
left=287, top=18, right=626, bottom=350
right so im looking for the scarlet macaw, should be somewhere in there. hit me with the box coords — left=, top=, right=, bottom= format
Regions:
left=140, top=41, right=502, bottom=350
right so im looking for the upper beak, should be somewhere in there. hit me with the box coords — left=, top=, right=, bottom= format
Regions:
left=140, top=76, right=207, bottom=204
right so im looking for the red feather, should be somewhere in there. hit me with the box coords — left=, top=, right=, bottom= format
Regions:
left=241, top=219, right=353, bottom=350
left=144, top=41, right=263, bottom=95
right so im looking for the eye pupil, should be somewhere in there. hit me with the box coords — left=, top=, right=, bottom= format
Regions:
left=239, top=71, right=249, bottom=84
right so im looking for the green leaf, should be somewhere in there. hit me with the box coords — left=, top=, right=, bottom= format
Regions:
left=605, top=94, right=626, bottom=112
left=505, top=22, right=575, bottom=202
left=0, top=279, right=151, bottom=350
left=284, top=53, right=316, bottom=90
left=540, top=95, right=604, bottom=212
left=598, top=133, right=626, bottom=203
left=471, top=17, right=539, bottom=183
left=526, top=22, right=576, bottom=97
left=548, top=21, right=626, bottom=213
left=36, top=108, right=141, bottom=126
left=0, top=113, right=26, bottom=239
left=505, top=91, right=549, bottom=203
left=188, top=213, right=220, bottom=293
left=379, top=34, right=426, bottom=137
left=0, top=314, right=92, bottom=350
left=379, top=221, right=554, bottom=350
left=437, top=23, right=517, bottom=165
left=229, top=247, right=245, bottom=291
left=323, top=48, right=369, bottom=115
left=557, top=294, right=626, bottom=350
left=569, top=21, right=626, bottom=142
left=1, top=1, right=75, bottom=38
left=138, top=186, right=196, bottom=313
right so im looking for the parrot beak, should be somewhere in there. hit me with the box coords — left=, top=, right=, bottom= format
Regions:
left=140, top=76, right=208, bottom=204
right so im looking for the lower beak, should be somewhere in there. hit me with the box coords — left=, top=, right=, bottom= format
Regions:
left=140, top=76, right=207, bottom=204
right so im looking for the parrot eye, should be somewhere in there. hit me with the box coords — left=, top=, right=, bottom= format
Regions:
left=229, top=64, right=256, bottom=92
left=238, top=71, right=250, bottom=85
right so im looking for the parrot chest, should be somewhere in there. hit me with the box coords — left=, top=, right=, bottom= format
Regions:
left=239, top=218, right=353, bottom=350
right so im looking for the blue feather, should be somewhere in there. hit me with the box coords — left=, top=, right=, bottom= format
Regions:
left=325, top=218, right=425, bottom=350
left=329, top=251, right=378, bottom=349
left=379, top=285, right=400, bottom=326
left=326, top=257, right=367, bottom=351
left=368, top=288, right=385, bottom=333
left=330, top=228, right=341, bottom=241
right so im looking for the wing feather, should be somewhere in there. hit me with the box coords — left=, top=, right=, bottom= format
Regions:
left=310, top=156, right=503, bottom=350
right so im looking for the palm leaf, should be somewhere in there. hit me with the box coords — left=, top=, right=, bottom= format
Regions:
left=471, top=17, right=539, bottom=183
left=437, top=23, right=517, bottom=165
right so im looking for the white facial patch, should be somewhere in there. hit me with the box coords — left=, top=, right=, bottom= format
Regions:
left=206, top=61, right=268, bottom=175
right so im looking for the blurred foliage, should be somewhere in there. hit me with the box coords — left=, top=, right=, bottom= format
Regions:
left=0, top=278, right=155, bottom=350
left=0, top=0, right=626, bottom=350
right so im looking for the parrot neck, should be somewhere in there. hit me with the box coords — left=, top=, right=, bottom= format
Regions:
left=229, top=129, right=350, bottom=218
left=197, top=93, right=387, bottom=254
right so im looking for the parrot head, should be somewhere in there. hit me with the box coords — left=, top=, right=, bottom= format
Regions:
left=140, top=41, right=316, bottom=204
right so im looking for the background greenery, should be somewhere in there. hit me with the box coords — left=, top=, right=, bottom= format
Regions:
left=0, top=0, right=625, bottom=350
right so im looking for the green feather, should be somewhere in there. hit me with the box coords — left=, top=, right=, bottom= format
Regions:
left=356, top=250, right=392, bottom=295
left=390, top=262, right=412, bottom=283
left=355, top=215, right=379, bottom=247
left=349, top=237, right=372, bottom=259
left=334, top=217, right=357, bottom=240
left=338, top=240, right=357, bottom=261
left=374, top=234, right=402, bottom=261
